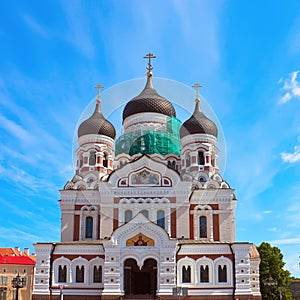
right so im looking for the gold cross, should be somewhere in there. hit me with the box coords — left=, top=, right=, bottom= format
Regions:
left=144, top=53, right=156, bottom=73
left=95, top=84, right=104, bottom=103
left=192, top=82, right=203, bottom=102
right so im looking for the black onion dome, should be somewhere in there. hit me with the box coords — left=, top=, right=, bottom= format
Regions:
left=180, top=100, right=218, bottom=138
left=123, top=75, right=176, bottom=121
left=78, top=102, right=116, bottom=139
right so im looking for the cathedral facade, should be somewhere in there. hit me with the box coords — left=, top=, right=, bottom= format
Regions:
left=33, top=56, right=261, bottom=300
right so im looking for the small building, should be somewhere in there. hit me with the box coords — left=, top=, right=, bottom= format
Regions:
left=0, top=247, right=35, bottom=300
left=288, top=280, right=300, bottom=300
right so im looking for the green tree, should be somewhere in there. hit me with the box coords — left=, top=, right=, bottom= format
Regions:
left=258, top=242, right=292, bottom=300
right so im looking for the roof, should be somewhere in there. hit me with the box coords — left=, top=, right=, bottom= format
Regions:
left=180, top=100, right=218, bottom=139
left=0, top=248, right=36, bottom=265
left=78, top=102, right=116, bottom=139
left=122, top=75, right=176, bottom=121
left=249, top=245, right=260, bottom=259
left=0, top=248, right=21, bottom=256
left=0, top=256, right=35, bottom=265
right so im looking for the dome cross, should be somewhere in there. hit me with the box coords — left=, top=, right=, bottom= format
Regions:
left=192, top=82, right=203, bottom=103
left=95, top=84, right=104, bottom=103
left=144, top=53, right=156, bottom=76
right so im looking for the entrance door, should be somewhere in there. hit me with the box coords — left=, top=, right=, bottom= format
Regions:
left=124, top=258, right=157, bottom=297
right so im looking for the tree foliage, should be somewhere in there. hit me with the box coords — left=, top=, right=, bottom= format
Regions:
left=258, top=242, right=292, bottom=300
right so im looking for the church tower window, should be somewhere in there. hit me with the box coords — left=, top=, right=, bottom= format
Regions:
left=167, top=160, right=176, bottom=170
left=79, top=155, right=83, bottom=168
left=85, top=217, right=93, bottom=239
left=103, top=153, right=108, bottom=168
left=198, top=151, right=205, bottom=165
left=124, top=210, right=132, bottom=223
left=218, top=265, right=227, bottom=283
left=199, top=216, right=207, bottom=238
left=157, top=210, right=165, bottom=229
left=76, top=266, right=84, bottom=283
left=211, top=153, right=215, bottom=167
left=93, top=266, right=102, bottom=283
left=200, top=265, right=209, bottom=283
left=185, top=153, right=190, bottom=167
left=182, top=266, right=191, bottom=283
left=58, top=265, right=67, bottom=283
left=89, top=151, right=96, bottom=165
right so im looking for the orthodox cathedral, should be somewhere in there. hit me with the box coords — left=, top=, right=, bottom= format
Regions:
left=33, top=55, right=261, bottom=300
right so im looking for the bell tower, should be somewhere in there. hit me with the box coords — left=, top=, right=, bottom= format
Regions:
left=179, top=83, right=219, bottom=181
left=76, top=84, right=116, bottom=181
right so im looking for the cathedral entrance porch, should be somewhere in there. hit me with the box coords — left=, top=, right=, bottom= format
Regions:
left=124, top=258, right=157, bottom=299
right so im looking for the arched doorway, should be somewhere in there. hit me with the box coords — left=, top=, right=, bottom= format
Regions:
left=124, top=258, right=157, bottom=298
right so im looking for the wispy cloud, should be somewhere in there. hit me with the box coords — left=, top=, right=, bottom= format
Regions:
left=59, top=0, right=95, bottom=59
left=281, top=145, right=300, bottom=163
left=278, top=71, right=300, bottom=104
left=269, top=237, right=300, bottom=245
left=0, top=113, right=35, bottom=144
left=23, top=14, right=48, bottom=38
left=0, top=164, right=57, bottom=194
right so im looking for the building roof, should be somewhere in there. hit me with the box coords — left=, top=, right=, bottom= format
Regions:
left=0, top=248, right=21, bottom=256
left=0, top=255, right=35, bottom=265
left=249, top=245, right=260, bottom=259
left=122, top=75, right=176, bottom=121
left=0, top=247, right=36, bottom=265
left=78, top=101, right=116, bottom=139
left=180, top=99, right=218, bottom=138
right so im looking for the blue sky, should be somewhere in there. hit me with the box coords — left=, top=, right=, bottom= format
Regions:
left=0, top=0, right=300, bottom=276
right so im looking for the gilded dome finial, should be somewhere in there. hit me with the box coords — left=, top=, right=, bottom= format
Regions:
left=144, top=53, right=156, bottom=77
left=95, top=84, right=104, bottom=103
left=192, top=82, right=203, bottom=103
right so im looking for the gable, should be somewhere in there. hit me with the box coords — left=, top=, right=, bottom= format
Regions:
left=108, top=155, right=180, bottom=188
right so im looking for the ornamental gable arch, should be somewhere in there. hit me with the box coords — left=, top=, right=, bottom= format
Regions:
left=108, top=155, right=180, bottom=188
left=103, top=213, right=177, bottom=249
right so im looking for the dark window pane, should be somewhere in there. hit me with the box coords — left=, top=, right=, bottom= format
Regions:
left=89, top=152, right=96, bottom=165
left=93, top=266, right=102, bottom=283
left=157, top=210, right=165, bottom=229
left=58, top=265, right=67, bottom=283
left=76, top=266, right=84, bottom=283
left=141, top=210, right=148, bottom=218
left=182, top=266, right=191, bottom=283
left=124, top=210, right=132, bottom=223
left=218, top=265, right=227, bottom=282
left=200, top=265, right=209, bottom=283
left=200, top=216, right=207, bottom=238
left=85, top=217, right=93, bottom=239
left=198, top=151, right=205, bottom=165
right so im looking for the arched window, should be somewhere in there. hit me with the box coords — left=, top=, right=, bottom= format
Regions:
left=89, top=151, right=96, bottom=165
left=211, top=155, right=215, bottom=167
left=103, top=153, right=108, bottom=168
left=199, top=216, right=207, bottom=238
left=85, top=217, right=93, bottom=239
left=157, top=210, right=165, bottom=229
left=93, top=266, right=102, bottom=283
left=168, top=160, right=176, bottom=170
left=200, top=265, right=209, bottom=283
left=124, top=210, right=132, bottom=224
left=218, top=265, right=227, bottom=282
left=182, top=266, right=191, bottom=283
left=185, top=153, right=190, bottom=167
left=79, top=155, right=83, bottom=168
left=76, top=266, right=84, bottom=283
left=141, top=210, right=149, bottom=218
left=58, top=265, right=67, bottom=283
left=198, top=151, right=205, bottom=165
